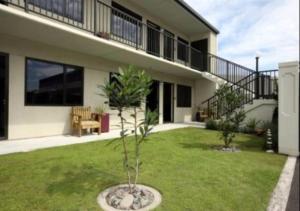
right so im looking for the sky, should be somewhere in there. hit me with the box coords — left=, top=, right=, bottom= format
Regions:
left=185, top=0, right=299, bottom=70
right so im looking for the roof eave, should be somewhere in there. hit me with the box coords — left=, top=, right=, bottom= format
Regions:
left=174, top=0, right=220, bottom=34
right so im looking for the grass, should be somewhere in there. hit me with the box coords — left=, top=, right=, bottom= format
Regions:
left=0, top=128, right=286, bottom=211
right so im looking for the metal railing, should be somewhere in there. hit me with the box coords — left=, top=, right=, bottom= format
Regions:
left=202, top=69, right=278, bottom=119
left=1, top=0, right=255, bottom=84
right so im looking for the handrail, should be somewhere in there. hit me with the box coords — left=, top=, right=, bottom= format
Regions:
left=202, top=69, right=278, bottom=119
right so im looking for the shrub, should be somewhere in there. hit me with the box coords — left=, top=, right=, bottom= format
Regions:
left=205, top=119, right=219, bottom=130
left=214, top=84, right=246, bottom=148
left=245, top=118, right=261, bottom=134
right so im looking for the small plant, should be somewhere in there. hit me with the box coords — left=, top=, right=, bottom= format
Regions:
left=95, top=105, right=107, bottom=116
left=100, top=65, right=157, bottom=195
left=205, top=119, right=219, bottom=130
left=214, top=84, right=246, bottom=148
left=218, top=118, right=236, bottom=148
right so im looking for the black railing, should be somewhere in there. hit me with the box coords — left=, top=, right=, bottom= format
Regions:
left=1, top=0, right=255, bottom=83
left=202, top=69, right=278, bottom=119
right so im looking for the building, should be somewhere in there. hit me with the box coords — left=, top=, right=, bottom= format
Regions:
left=0, top=0, right=277, bottom=140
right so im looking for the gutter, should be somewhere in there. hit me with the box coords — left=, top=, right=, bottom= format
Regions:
left=174, top=0, right=220, bottom=34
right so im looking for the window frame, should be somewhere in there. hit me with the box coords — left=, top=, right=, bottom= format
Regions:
left=177, top=84, right=192, bottom=108
left=28, top=0, right=84, bottom=23
left=25, top=57, right=84, bottom=107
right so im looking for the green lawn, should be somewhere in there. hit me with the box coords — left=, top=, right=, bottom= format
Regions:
left=0, top=128, right=286, bottom=211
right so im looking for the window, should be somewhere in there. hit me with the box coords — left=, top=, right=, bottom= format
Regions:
left=164, top=30, right=174, bottom=61
left=28, top=0, right=83, bottom=22
left=177, top=37, right=189, bottom=62
left=177, top=85, right=192, bottom=107
left=147, top=21, right=161, bottom=56
left=25, top=58, right=83, bottom=106
left=111, top=2, right=142, bottom=44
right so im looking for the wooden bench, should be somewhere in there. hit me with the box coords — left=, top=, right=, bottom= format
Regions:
left=199, top=109, right=209, bottom=122
left=71, top=107, right=101, bottom=137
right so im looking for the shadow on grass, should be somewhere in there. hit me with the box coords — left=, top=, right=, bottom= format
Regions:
left=46, top=164, right=121, bottom=196
left=179, top=135, right=264, bottom=152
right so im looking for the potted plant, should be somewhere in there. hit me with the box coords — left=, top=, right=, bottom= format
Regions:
left=95, top=105, right=110, bottom=133
left=96, top=32, right=110, bottom=40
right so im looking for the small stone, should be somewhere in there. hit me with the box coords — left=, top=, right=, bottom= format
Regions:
left=120, top=194, right=134, bottom=209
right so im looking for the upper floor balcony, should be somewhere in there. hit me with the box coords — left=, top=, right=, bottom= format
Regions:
left=0, top=0, right=254, bottom=83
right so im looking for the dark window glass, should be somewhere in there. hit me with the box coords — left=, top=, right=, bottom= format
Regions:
left=26, top=59, right=83, bottom=106
left=28, top=0, right=83, bottom=22
left=177, top=85, right=192, bottom=107
left=111, top=2, right=142, bottom=44
left=164, top=30, right=174, bottom=61
left=65, top=66, right=84, bottom=105
left=177, top=37, right=189, bottom=62
left=109, top=72, right=140, bottom=107
left=147, top=21, right=160, bottom=56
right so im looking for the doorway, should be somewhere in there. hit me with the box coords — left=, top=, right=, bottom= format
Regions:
left=0, top=53, right=8, bottom=140
left=146, top=80, right=160, bottom=113
left=191, top=39, right=208, bottom=71
left=163, top=82, right=174, bottom=123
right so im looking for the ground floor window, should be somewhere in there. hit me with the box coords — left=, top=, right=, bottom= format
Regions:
left=177, top=84, right=191, bottom=107
left=25, top=58, right=84, bottom=106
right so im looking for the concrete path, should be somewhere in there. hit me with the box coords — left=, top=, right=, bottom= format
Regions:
left=267, top=156, right=298, bottom=211
left=0, top=123, right=204, bottom=155
left=286, top=158, right=299, bottom=211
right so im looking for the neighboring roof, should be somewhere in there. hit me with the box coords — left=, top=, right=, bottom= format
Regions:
left=174, top=0, right=220, bottom=34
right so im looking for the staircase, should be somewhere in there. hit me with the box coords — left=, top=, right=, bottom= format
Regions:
left=201, top=58, right=278, bottom=119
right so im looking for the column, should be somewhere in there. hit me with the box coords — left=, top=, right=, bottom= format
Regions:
left=278, top=61, right=299, bottom=156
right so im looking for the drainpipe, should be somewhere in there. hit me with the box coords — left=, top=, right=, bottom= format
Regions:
left=255, top=56, right=260, bottom=99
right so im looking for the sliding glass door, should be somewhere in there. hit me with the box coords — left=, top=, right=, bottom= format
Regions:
left=0, top=53, right=8, bottom=140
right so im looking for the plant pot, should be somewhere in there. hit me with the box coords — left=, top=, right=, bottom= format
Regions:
left=97, top=32, right=110, bottom=40
left=101, top=113, right=110, bottom=133
left=255, top=128, right=265, bottom=136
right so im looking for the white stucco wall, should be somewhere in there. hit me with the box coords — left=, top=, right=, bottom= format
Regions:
left=278, top=61, right=299, bottom=156
left=0, top=35, right=200, bottom=139
left=243, top=99, right=278, bottom=123
left=194, top=78, right=217, bottom=108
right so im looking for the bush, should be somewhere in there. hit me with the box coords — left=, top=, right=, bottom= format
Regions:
left=244, top=118, right=261, bottom=134
left=205, top=119, right=219, bottom=130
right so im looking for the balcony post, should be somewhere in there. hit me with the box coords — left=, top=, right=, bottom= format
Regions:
left=24, top=0, right=28, bottom=12
left=255, top=56, right=260, bottom=99
left=135, top=23, right=139, bottom=50
left=94, top=0, right=97, bottom=35
left=226, top=60, right=229, bottom=81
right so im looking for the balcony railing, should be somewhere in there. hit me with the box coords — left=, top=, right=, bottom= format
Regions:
left=202, top=69, right=278, bottom=119
left=2, top=0, right=255, bottom=84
